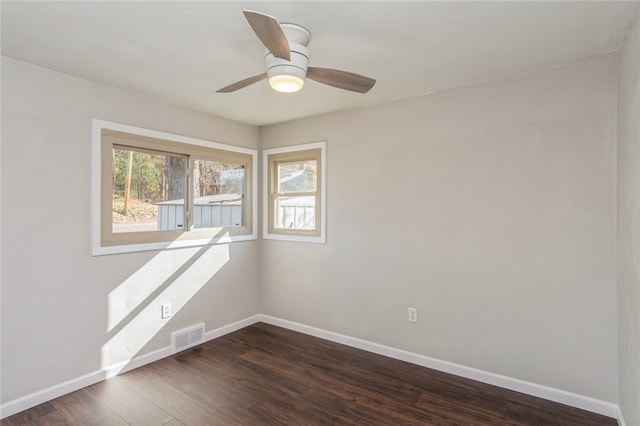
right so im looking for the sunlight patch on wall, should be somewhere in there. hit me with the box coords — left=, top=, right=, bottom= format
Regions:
left=107, top=249, right=198, bottom=332
left=101, top=244, right=229, bottom=372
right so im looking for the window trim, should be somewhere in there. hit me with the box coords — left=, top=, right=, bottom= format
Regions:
left=262, top=141, right=326, bottom=243
left=92, top=119, right=257, bottom=256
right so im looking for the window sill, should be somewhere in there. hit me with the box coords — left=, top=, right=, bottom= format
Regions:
left=262, top=233, right=325, bottom=244
left=93, top=232, right=257, bottom=256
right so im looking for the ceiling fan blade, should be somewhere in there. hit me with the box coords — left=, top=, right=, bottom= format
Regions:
left=243, top=10, right=290, bottom=60
left=307, top=67, right=376, bottom=93
left=216, top=72, right=267, bottom=93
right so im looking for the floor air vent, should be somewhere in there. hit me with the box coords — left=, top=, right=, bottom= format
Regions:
left=171, top=323, right=205, bottom=354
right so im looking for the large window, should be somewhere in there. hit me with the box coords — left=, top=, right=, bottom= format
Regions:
left=92, top=120, right=257, bottom=255
left=263, top=142, right=326, bottom=243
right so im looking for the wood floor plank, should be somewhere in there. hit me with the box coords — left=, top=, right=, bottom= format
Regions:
left=144, top=348, right=282, bottom=419
left=415, top=390, right=507, bottom=423
left=0, top=402, right=69, bottom=426
left=504, top=401, right=570, bottom=425
left=1, top=323, right=617, bottom=425
left=48, top=389, right=115, bottom=425
left=7, top=411, right=70, bottom=426
left=201, top=330, right=416, bottom=424
left=118, top=368, right=244, bottom=425
left=85, top=378, right=178, bottom=425
left=0, top=402, right=58, bottom=426
left=238, top=348, right=435, bottom=424
left=88, top=414, right=130, bottom=426
left=569, top=408, right=618, bottom=426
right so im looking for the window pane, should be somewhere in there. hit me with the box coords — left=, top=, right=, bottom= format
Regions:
left=112, top=147, right=186, bottom=233
left=277, top=160, right=317, bottom=193
left=274, top=196, right=315, bottom=230
left=192, top=159, right=245, bottom=228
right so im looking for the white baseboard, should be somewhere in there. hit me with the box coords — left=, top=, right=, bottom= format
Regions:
left=0, top=313, right=621, bottom=423
left=617, top=406, right=627, bottom=426
left=204, top=314, right=261, bottom=342
left=0, top=369, right=108, bottom=420
left=258, top=315, right=620, bottom=421
left=0, top=315, right=261, bottom=419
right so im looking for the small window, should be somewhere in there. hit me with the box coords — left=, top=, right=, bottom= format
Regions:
left=263, top=142, right=326, bottom=243
left=92, top=120, right=257, bottom=255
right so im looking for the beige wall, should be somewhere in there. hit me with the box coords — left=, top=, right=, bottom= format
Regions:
left=0, top=57, right=261, bottom=402
left=1, top=52, right=622, bottom=408
left=260, top=56, right=618, bottom=402
left=617, top=7, right=640, bottom=425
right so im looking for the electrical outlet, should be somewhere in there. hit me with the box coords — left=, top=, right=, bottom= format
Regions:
left=161, top=303, right=172, bottom=319
left=408, top=307, right=418, bottom=323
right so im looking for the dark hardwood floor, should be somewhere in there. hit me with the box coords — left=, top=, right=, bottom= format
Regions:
left=2, top=322, right=617, bottom=425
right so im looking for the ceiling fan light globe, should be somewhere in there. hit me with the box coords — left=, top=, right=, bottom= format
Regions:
left=269, top=74, right=305, bottom=93
left=266, top=46, right=308, bottom=93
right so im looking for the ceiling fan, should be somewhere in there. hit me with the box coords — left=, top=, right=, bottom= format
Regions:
left=217, top=10, right=376, bottom=94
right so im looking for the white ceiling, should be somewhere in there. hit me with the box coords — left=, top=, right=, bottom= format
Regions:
left=2, top=1, right=638, bottom=126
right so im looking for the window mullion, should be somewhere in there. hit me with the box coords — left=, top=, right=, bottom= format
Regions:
left=186, top=157, right=193, bottom=230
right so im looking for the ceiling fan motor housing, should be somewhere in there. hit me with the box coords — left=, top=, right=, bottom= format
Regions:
left=265, top=43, right=309, bottom=81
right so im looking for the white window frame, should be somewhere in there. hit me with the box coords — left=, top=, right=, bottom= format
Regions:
left=263, top=141, right=326, bottom=243
left=92, top=119, right=257, bottom=256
